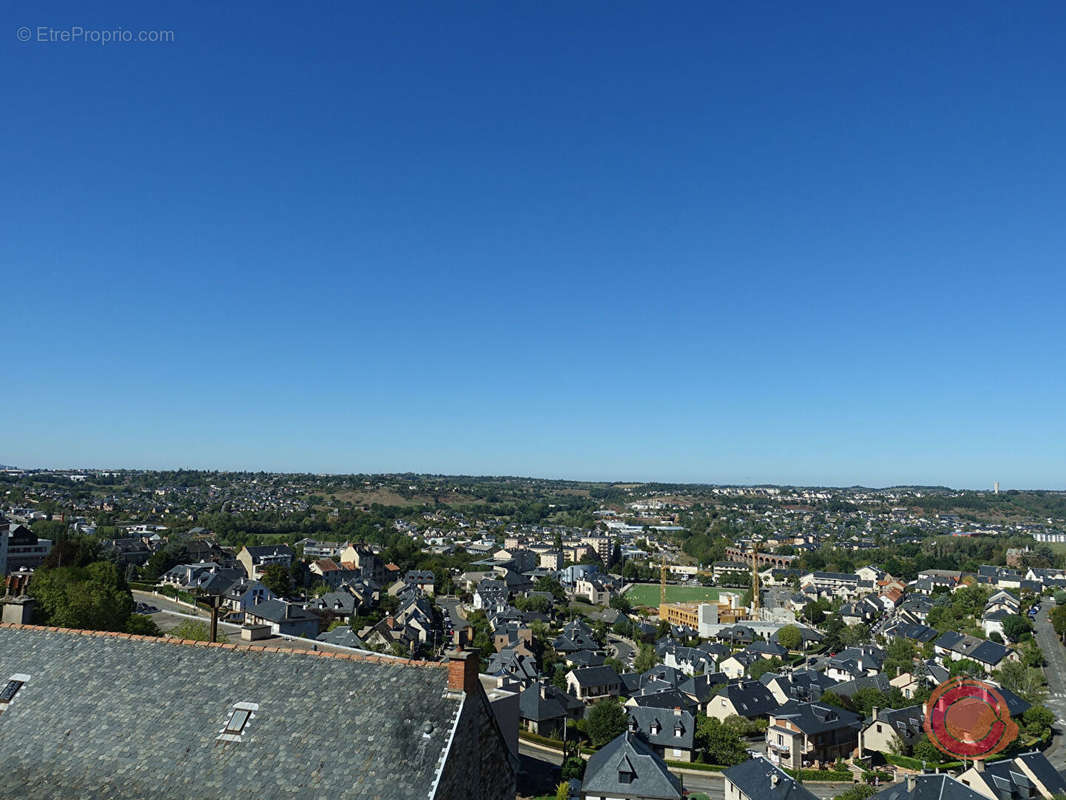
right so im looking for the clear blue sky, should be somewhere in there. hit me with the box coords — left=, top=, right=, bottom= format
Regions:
left=4, top=2, right=1065, bottom=488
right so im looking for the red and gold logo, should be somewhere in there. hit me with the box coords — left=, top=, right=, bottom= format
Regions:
left=923, top=677, right=1018, bottom=759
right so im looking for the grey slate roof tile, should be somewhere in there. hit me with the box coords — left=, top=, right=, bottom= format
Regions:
left=0, top=626, right=462, bottom=800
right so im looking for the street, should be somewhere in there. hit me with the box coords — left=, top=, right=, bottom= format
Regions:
left=516, top=740, right=851, bottom=799
left=1033, top=600, right=1066, bottom=768
left=608, top=634, right=635, bottom=666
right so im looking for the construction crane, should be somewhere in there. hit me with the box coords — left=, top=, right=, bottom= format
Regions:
left=660, top=553, right=667, bottom=606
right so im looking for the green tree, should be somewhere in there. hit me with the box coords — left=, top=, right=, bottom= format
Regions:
left=1022, top=705, right=1054, bottom=740
left=1002, top=614, right=1032, bottom=643
left=776, top=624, right=803, bottom=651
left=260, top=564, right=293, bottom=597
left=29, top=561, right=135, bottom=632
left=695, top=717, right=747, bottom=765
left=833, top=786, right=876, bottom=800
left=170, top=619, right=226, bottom=642
left=996, top=660, right=1048, bottom=703
left=587, top=699, right=627, bottom=747
left=912, top=734, right=949, bottom=764
left=634, top=643, right=658, bottom=673
left=749, top=656, right=783, bottom=681
left=125, top=613, right=163, bottom=636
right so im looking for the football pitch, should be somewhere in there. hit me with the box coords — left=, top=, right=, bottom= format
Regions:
left=623, top=583, right=725, bottom=607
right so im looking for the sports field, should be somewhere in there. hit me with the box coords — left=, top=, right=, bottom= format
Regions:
left=623, top=583, right=725, bottom=607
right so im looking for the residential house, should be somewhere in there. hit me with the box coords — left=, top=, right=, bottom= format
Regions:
left=934, top=631, right=1017, bottom=675
left=338, top=545, right=386, bottom=584
left=872, top=774, right=990, bottom=800
left=882, top=621, right=939, bottom=647
left=860, top=705, right=924, bottom=756
left=405, top=569, right=436, bottom=596
left=580, top=731, right=682, bottom=800
left=221, top=578, right=276, bottom=614
left=958, top=751, right=1066, bottom=800
left=708, top=680, right=779, bottom=721
left=519, top=681, right=584, bottom=738
left=244, top=599, right=321, bottom=638
left=474, top=578, right=509, bottom=611
left=826, top=646, right=884, bottom=682
left=720, top=650, right=760, bottom=680
left=304, top=590, right=358, bottom=624
left=766, top=700, right=863, bottom=769
left=625, top=706, right=696, bottom=763
left=723, top=755, right=819, bottom=800
left=567, top=666, right=621, bottom=703
left=762, top=669, right=837, bottom=705
left=2, top=524, right=53, bottom=572
left=0, top=625, right=517, bottom=800
left=236, top=545, right=294, bottom=581
left=488, top=647, right=539, bottom=687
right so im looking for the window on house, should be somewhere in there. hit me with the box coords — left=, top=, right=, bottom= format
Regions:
left=225, top=708, right=251, bottom=734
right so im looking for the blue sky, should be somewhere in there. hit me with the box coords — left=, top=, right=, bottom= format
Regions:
left=3, top=2, right=1065, bottom=487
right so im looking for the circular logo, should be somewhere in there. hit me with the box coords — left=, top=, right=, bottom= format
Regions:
left=923, top=677, right=1018, bottom=759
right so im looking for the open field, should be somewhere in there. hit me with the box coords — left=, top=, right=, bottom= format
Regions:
left=624, top=583, right=725, bottom=607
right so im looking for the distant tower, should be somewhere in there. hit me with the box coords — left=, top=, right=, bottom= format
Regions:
left=994, top=481, right=1000, bottom=495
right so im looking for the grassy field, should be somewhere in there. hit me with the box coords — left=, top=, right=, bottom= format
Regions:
left=623, top=583, right=726, bottom=607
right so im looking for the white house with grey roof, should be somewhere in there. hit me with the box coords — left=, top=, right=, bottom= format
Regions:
left=581, top=731, right=682, bottom=800
left=724, top=754, right=818, bottom=800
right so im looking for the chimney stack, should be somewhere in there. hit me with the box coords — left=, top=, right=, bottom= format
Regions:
left=907, top=775, right=916, bottom=793
left=447, top=648, right=480, bottom=694
left=872, top=706, right=879, bottom=721
left=975, top=759, right=985, bottom=773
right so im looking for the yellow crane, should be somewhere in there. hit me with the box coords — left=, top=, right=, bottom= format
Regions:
left=660, top=553, right=667, bottom=605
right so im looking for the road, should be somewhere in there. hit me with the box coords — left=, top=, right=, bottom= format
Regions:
left=436, top=595, right=471, bottom=634
left=516, top=741, right=851, bottom=799
left=608, top=634, right=635, bottom=667
left=1034, top=600, right=1066, bottom=768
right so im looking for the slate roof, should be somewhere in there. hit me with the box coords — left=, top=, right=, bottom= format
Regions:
left=935, top=631, right=1012, bottom=665
left=872, top=774, right=987, bottom=800
left=724, top=755, right=819, bottom=800
left=717, top=680, right=779, bottom=717
left=830, top=673, right=892, bottom=698
left=569, top=665, right=620, bottom=688
left=0, top=624, right=465, bottom=800
left=772, top=700, right=863, bottom=735
left=519, top=682, right=582, bottom=722
left=883, top=621, right=939, bottom=643
left=581, top=731, right=682, bottom=800
left=625, top=705, right=695, bottom=750
left=868, top=705, right=924, bottom=746
left=314, top=626, right=366, bottom=648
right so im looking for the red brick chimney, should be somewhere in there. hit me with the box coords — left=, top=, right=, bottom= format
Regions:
left=447, top=648, right=480, bottom=694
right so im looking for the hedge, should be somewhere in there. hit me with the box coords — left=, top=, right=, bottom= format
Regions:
left=884, top=754, right=962, bottom=771
left=666, top=761, right=727, bottom=772
left=518, top=730, right=565, bottom=749
left=783, top=768, right=852, bottom=782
